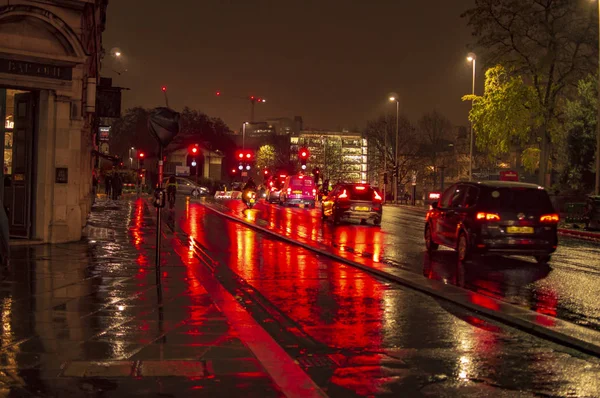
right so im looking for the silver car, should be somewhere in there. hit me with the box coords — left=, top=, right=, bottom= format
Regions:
left=163, top=177, right=209, bottom=197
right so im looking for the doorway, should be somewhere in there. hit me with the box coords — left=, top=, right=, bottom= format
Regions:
left=1, top=89, right=35, bottom=238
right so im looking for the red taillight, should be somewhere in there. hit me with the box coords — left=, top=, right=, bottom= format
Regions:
left=355, top=186, right=366, bottom=190
left=374, top=191, right=382, bottom=201
left=271, top=187, right=276, bottom=191
left=287, top=188, right=291, bottom=194
left=338, top=190, right=348, bottom=199
left=312, top=189, right=316, bottom=195
left=540, top=213, right=560, bottom=223
left=476, top=212, right=500, bottom=221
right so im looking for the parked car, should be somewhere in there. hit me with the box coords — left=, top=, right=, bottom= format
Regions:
left=162, top=177, right=209, bottom=197
left=424, top=181, right=559, bottom=264
left=279, top=175, right=316, bottom=208
left=321, top=183, right=383, bottom=225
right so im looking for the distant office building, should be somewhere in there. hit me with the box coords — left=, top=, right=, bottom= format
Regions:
left=291, top=130, right=367, bottom=183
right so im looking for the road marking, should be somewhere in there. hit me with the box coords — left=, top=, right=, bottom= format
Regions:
left=170, top=237, right=327, bottom=398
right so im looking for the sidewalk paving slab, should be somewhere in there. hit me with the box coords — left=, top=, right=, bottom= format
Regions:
left=0, top=198, right=288, bottom=397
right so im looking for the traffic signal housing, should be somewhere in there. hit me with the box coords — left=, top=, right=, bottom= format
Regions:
left=312, top=167, right=320, bottom=184
left=189, top=145, right=199, bottom=156
left=299, top=148, right=309, bottom=170
left=138, top=151, right=145, bottom=167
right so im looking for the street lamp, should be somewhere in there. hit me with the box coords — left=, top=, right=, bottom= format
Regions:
left=115, top=51, right=121, bottom=57
left=389, top=96, right=400, bottom=203
left=467, top=53, right=476, bottom=181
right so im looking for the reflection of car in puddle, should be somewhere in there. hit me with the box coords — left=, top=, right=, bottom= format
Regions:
left=423, top=251, right=551, bottom=306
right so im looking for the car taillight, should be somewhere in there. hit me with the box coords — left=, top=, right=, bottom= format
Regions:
left=476, top=212, right=500, bottom=221
left=540, top=213, right=559, bottom=223
left=338, top=190, right=348, bottom=199
left=271, top=187, right=275, bottom=191
left=287, top=188, right=291, bottom=194
left=312, top=189, right=316, bottom=195
left=374, top=191, right=382, bottom=201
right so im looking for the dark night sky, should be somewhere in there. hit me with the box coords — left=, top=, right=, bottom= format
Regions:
left=103, top=0, right=477, bottom=132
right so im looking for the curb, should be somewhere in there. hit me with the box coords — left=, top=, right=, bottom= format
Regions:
left=203, top=203, right=600, bottom=358
left=558, top=228, right=600, bottom=241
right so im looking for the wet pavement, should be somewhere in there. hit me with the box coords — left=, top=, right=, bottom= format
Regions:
left=165, top=197, right=600, bottom=396
left=207, top=198, right=600, bottom=334
left=1, top=198, right=285, bottom=397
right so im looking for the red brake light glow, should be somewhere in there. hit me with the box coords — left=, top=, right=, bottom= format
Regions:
left=476, top=212, right=500, bottom=221
left=355, top=186, right=366, bottom=190
left=287, top=188, right=291, bottom=194
left=312, top=189, right=317, bottom=195
left=540, top=213, right=560, bottom=223
left=374, top=191, right=382, bottom=201
left=338, top=190, right=348, bottom=199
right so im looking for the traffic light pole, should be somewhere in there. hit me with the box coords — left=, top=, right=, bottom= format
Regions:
left=155, top=146, right=163, bottom=286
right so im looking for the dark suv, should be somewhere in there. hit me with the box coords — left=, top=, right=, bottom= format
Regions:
left=424, top=181, right=559, bottom=264
left=322, top=183, right=383, bottom=225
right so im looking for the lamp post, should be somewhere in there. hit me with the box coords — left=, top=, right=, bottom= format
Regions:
left=389, top=96, right=400, bottom=203
left=467, top=53, right=476, bottom=181
left=242, top=122, right=248, bottom=150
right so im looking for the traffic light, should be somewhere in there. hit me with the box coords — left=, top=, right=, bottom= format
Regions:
left=235, top=150, right=254, bottom=161
left=312, top=167, right=320, bottom=184
left=138, top=151, right=145, bottom=167
left=189, top=145, right=199, bottom=156
left=299, top=148, right=309, bottom=170
left=161, top=86, right=167, bottom=92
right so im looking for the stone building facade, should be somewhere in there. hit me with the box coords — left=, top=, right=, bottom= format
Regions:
left=0, top=0, right=108, bottom=242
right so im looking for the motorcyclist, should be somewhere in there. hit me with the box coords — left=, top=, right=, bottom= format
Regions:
left=242, top=178, right=257, bottom=204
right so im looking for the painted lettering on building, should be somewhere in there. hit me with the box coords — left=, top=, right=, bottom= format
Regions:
left=0, top=58, right=72, bottom=81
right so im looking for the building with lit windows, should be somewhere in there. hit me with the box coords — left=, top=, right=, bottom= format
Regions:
left=0, top=0, right=108, bottom=242
left=290, top=130, right=368, bottom=183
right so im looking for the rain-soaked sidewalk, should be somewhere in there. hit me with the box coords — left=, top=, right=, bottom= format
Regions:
left=0, top=198, right=287, bottom=396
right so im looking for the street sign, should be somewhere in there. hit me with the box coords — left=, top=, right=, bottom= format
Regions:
left=175, top=166, right=190, bottom=176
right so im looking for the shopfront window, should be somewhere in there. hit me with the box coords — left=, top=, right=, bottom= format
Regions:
left=3, top=90, right=27, bottom=178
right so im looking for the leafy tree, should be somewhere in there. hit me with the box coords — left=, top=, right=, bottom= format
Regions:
left=463, top=65, right=541, bottom=172
left=256, top=145, right=277, bottom=171
left=559, top=74, right=598, bottom=193
left=462, top=0, right=597, bottom=185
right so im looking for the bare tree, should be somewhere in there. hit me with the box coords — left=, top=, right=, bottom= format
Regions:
left=462, top=0, right=597, bottom=185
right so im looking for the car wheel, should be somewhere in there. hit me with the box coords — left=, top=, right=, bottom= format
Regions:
left=373, top=217, right=381, bottom=226
left=534, top=255, right=551, bottom=264
left=424, top=224, right=438, bottom=252
left=457, top=232, right=470, bottom=262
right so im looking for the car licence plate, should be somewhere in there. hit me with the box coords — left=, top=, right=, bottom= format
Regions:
left=355, top=206, right=370, bottom=211
left=293, top=190, right=302, bottom=194
left=506, top=226, right=534, bottom=234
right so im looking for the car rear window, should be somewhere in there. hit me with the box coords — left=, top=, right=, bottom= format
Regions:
left=347, top=185, right=375, bottom=201
left=479, top=187, right=554, bottom=212
left=291, top=177, right=314, bottom=187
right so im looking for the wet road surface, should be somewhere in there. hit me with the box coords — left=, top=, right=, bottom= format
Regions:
left=170, top=198, right=600, bottom=396
left=208, top=198, right=600, bottom=333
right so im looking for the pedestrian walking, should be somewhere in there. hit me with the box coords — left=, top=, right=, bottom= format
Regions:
left=111, top=173, right=122, bottom=200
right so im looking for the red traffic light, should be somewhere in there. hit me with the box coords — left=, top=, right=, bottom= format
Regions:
left=263, top=169, right=269, bottom=175
left=161, top=86, right=167, bottom=92
left=299, top=148, right=309, bottom=159
left=235, top=150, right=254, bottom=161
left=188, top=145, right=199, bottom=155
left=138, top=152, right=145, bottom=158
